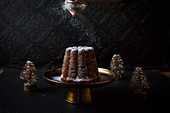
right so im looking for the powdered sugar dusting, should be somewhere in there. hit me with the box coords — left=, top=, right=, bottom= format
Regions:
left=74, top=76, right=91, bottom=81
left=53, top=76, right=62, bottom=81
left=53, top=74, right=63, bottom=81
left=66, top=46, right=94, bottom=52
left=66, top=47, right=73, bottom=51
left=53, top=74, right=91, bottom=82
left=71, top=46, right=78, bottom=52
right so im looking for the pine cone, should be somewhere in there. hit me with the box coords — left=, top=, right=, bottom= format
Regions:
left=110, top=54, right=125, bottom=79
left=129, top=67, right=150, bottom=94
left=20, top=61, right=38, bottom=84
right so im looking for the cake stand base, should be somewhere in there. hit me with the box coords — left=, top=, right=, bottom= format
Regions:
left=43, top=68, right=116, bottom=104
left=66, top=88, right=92, bottom=104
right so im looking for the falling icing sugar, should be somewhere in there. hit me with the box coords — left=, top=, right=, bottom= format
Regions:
left=50, top=1, right=102, bottom=48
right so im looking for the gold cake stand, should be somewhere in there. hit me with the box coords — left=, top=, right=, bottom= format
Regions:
left=43, top=68, right=116, bottom=104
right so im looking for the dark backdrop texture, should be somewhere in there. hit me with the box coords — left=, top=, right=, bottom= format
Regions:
left=0, top=0, right=170, bottom=69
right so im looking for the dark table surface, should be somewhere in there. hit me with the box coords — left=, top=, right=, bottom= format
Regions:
left=0, top=68, right=170, bottom=113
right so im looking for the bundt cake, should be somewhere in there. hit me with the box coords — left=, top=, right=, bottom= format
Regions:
left=61, top=46, right=100, bottom=83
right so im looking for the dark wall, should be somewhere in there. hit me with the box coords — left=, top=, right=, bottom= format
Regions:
left=0, top=0, right=169, bottom=69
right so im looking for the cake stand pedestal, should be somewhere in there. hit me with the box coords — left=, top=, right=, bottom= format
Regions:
left=43, top=68, right=116, bottom=104
left=66, top=88, right=92, bottom=103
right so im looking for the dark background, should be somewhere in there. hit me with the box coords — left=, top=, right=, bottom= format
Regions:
left=0, top=0, right=170, bottom=69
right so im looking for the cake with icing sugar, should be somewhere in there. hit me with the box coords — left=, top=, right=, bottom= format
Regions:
left=61, top=46, right=100, bottom=83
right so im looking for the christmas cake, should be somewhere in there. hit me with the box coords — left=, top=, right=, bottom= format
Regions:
left=61, top=46, right=100, bottom=83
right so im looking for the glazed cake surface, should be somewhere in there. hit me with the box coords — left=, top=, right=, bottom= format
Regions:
left=61, top=46, right=100, bottom=83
